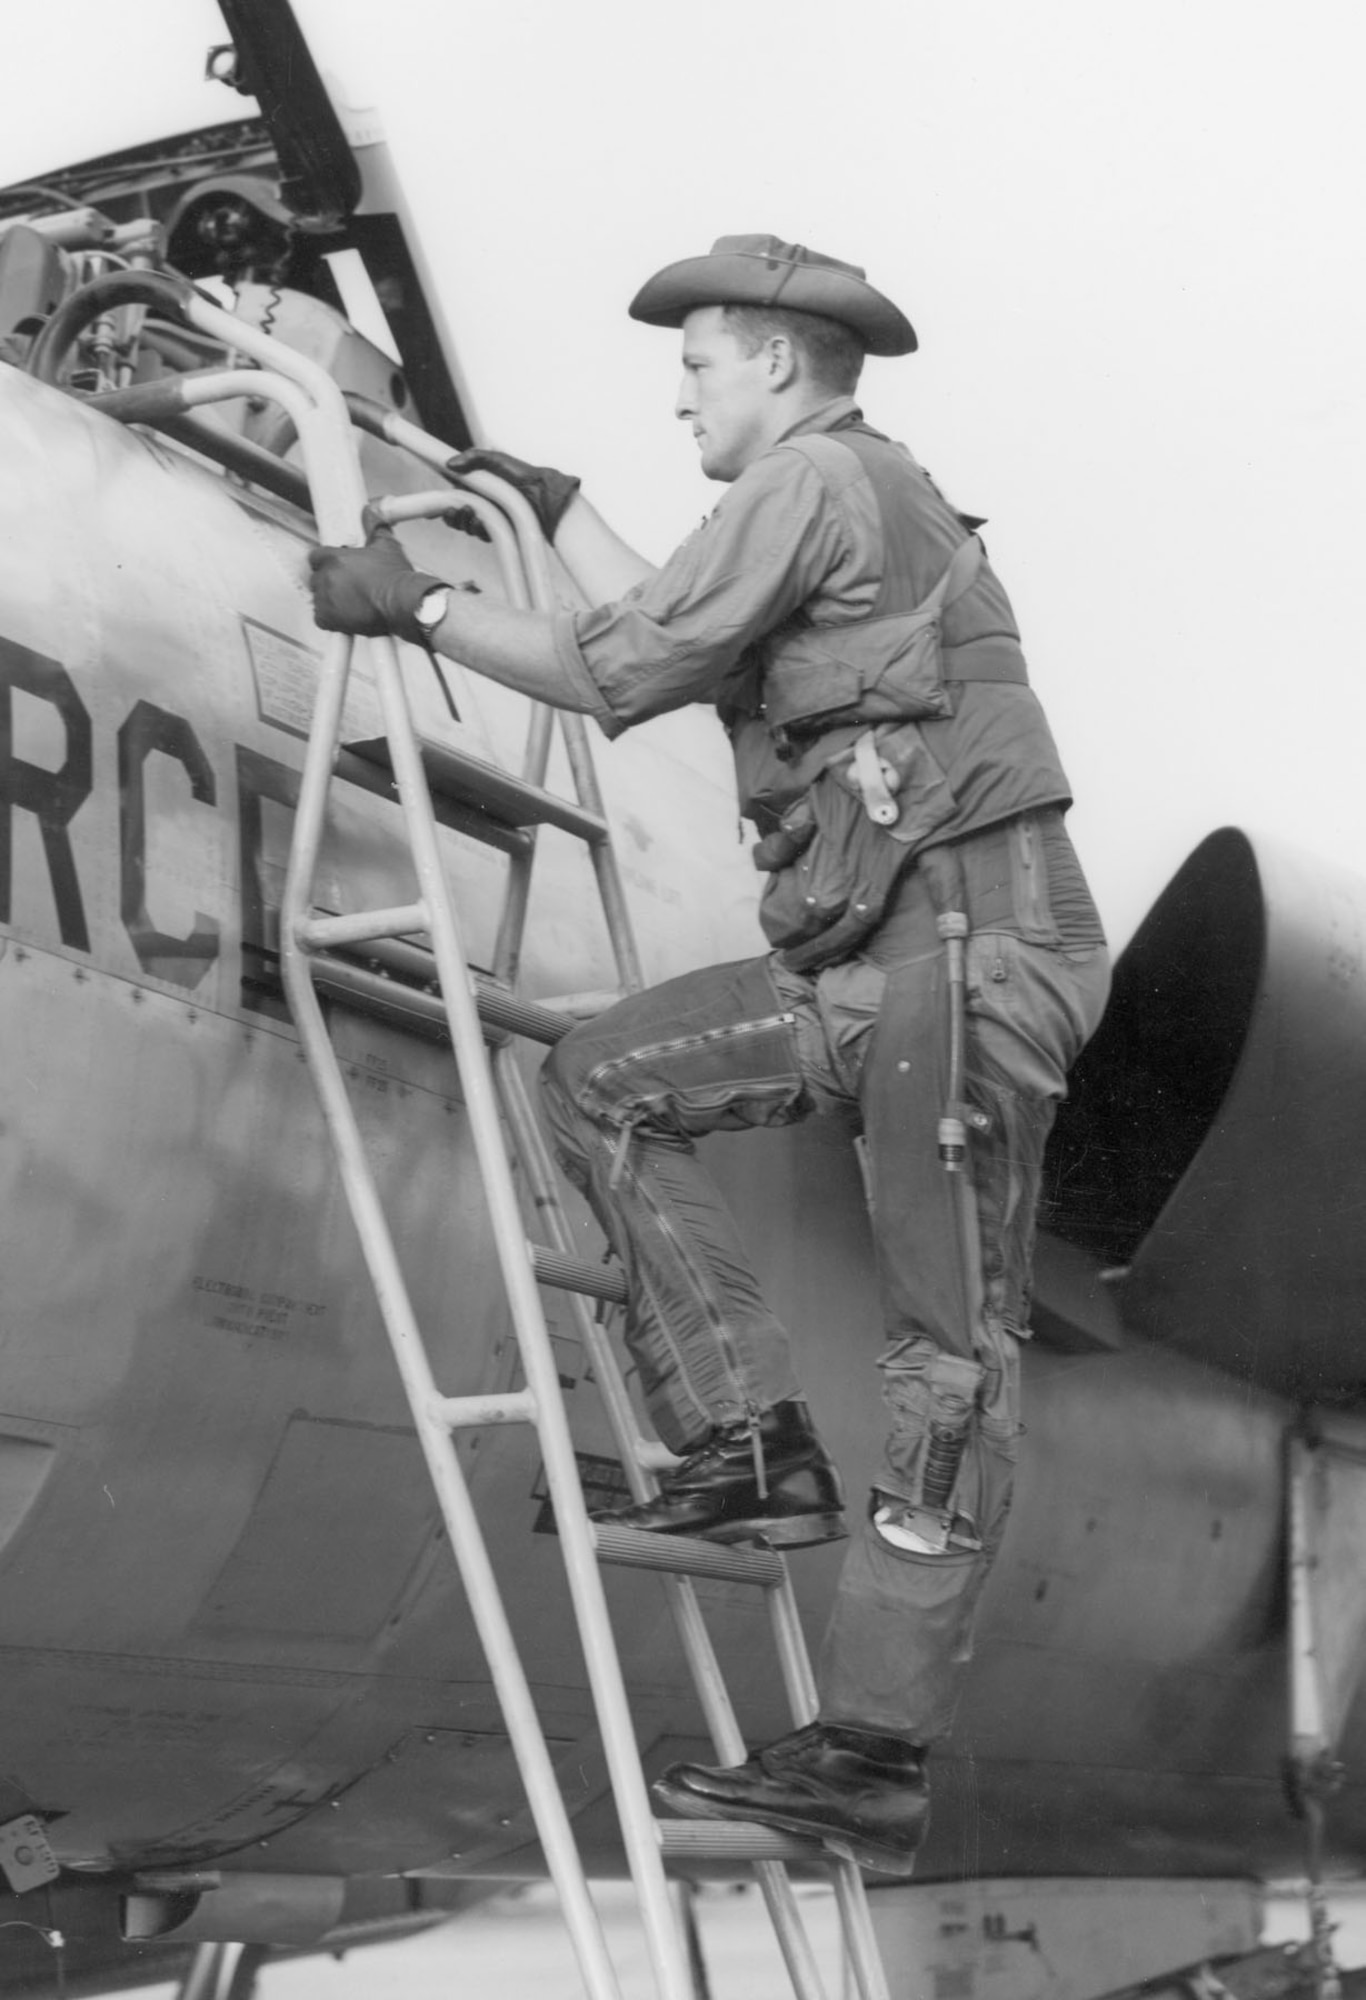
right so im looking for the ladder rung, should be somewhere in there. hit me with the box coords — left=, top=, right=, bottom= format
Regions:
left=656, top=1820, right=831, bottom=1864
left=300, top=903, right=427, bottom=952
left=342, top=736, right=611, bottom=844
left=475, top=980, right=577, bottom=1046
left=530, top=1245, right=628, bottom=1305
left=594, top=1522, right=785, bottom=1587
left=336, top=744, right=533, bottom=856
left=532, top=990, right=627, bottom=1024
left=309, top=955, right=577, bottom=1047
left=349, top=936, right=584, bottom=1045
left=433, top=1389, right=538, bottom=1430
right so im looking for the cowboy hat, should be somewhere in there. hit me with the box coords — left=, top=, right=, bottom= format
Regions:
left=629, top=233, right=916, bottom=356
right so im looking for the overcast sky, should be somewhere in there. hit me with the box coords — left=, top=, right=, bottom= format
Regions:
left=2, top=0, right=1363, bottom=948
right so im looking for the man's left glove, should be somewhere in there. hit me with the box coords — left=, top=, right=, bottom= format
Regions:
left=308, top=523, right=443, bottom=643
left=446, top=448, right=580, bottom=543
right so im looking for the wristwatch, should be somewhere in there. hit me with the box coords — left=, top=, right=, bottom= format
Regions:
left=412, top=584, right=451, bottom=634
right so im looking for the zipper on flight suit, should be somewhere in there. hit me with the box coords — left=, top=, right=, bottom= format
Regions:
left=588, top=1009, right=799, bottom=1469
left=584, top=1010, right=801, bottom=1111
left=591, top=1009, right=800, bottom=1192
left=595, top=1120, right=758, bottom=1443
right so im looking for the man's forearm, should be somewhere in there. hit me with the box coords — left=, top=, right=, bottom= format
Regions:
left=307, top=521, right=606, bottom=712
left=426, top=595, right=597, bottom=711
left=553, top=495, right=658, bottom=602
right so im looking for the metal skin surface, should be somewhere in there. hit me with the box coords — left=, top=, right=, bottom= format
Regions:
left=3, top=358, right=1366, bottom=1969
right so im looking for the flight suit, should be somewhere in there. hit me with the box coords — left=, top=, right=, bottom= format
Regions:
left=542, top=398, right=1109, bottom=1740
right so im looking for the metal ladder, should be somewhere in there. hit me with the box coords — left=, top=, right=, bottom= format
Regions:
left=94, top=288, right=893, bottom=2000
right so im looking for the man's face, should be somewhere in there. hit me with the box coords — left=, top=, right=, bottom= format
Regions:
left=675, top=306, right=775, bottom=482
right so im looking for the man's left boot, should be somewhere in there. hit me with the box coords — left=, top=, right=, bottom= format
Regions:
left=652, top=1722, right=928, bottom=1875
left=593, top=1398, right=846, bottom=1548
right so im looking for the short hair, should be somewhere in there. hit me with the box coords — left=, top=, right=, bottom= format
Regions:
left=721, top=303, right=866, bottom=395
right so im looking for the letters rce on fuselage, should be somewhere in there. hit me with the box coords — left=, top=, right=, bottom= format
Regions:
left=0, top=631, right=300, bottom=1013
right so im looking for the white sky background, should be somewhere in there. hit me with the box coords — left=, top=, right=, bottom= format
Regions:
left=1, top=0, right=1364, bottom=949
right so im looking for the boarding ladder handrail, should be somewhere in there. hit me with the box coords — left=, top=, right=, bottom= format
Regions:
left=85, top=293, right=891, bottom=2000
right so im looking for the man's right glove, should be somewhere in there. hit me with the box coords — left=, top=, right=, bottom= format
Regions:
left=446, top=447, right=581, bottom=543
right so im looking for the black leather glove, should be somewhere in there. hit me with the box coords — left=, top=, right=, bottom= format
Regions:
left=446, top=446, right=581, bottom=542
left=307, top=523, right=442, bottom=643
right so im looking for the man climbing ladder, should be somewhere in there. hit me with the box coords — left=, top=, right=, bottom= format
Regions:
left=308, top=232, right=1111, bottom=1874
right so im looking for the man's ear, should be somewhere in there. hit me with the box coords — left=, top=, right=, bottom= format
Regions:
left=765, top=334, right=799, bottom=391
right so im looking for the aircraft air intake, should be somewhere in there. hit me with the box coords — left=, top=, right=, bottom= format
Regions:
left=1042, top=826, right=1366, bottom=1400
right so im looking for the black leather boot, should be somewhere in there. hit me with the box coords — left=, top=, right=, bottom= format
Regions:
left=653, top=1722, right=928, bottom=1875
left=594, top=1399, right=845, bottom=1548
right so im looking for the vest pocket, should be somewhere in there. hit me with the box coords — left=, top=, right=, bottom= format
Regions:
left=856, top=613, right=957, bottom=723
left=761, top=614, right=956, bottom=733
left=753, top=724, right=959, bottom=973
left=755, top=767, right=910, bottom=970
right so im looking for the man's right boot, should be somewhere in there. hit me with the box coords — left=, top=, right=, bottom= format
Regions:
left=594, top=1398, right=846, bottom=1548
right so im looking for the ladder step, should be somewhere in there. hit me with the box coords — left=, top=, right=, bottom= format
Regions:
left=336, top=743, right=533, bottom=857
left=656, top=1820, right=831, bottom=1864
left=300, top=903, right=427, bottom=952
left=530, top=1244, right=628, bottom=1305
left=433, top=1389, right=538, bottom=1430
left=475, top=980, right=579, bottom=1047
left=341, top=736, right=610, bottom=844
left=594, top=1522, right=785, bottom=1587
left=310, top=954, right=577, bottom=1047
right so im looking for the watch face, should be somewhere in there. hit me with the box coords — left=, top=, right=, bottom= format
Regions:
left=415, top=587, right=449, bottom=630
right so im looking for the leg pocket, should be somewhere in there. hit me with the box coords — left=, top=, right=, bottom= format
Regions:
left=876, top=1335, right=1018, bottom=1554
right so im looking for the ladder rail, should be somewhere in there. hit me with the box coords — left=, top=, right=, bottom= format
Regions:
left=370, top=480, right=637, bottom=1001
left=556, top=707, right=645, bottom=992
left=373, top=485, right=533, bottom=613
left=491, top=1046, right=656, bottom=1498
left=106, top=322, right=669, bottom=2000
left=449, top=463, right=646, bottom=996
left=349, top=401, right=645, bottom=995
left=282, top=760, right=629, bottom=2000
left=369, top=482, right=557, bottom=992
left=492, top=699, right=556, bottom=989
left=154, top=378, right=632, bottom=2000
left=304, top=621, right=692, bottom=1996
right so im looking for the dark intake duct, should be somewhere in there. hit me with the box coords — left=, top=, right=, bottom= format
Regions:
left=1043, top=827, right=1366, bottom=1402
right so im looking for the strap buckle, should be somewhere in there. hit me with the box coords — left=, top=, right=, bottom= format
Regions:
left=851, top=727, right=900, bottom=826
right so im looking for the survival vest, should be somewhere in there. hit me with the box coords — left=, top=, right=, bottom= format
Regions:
left=719, top=421, right=1073, bottom=849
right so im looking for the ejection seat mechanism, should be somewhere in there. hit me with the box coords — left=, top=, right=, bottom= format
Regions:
left=2, top=171, right=412, bottom=469
left=0, top=207, right=162, bottom=378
